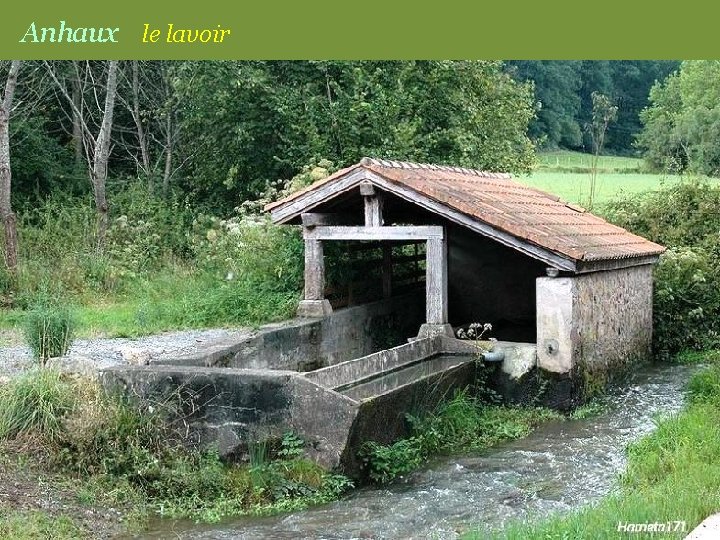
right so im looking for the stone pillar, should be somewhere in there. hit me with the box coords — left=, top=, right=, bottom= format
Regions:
left=536, top=276, right=574, bottom=373
left=297, top=236, right=332, bottom=318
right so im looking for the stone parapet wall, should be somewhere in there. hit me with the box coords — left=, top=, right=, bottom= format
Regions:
left=151, top=291, right=425, bottom=372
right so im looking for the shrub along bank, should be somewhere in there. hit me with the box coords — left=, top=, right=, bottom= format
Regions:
left=605, top=180, right=720, bottom=356
left=361, top=387, right=561, bottom=484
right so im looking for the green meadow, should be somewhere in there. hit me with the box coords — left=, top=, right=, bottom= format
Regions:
left=517, top=150, right=710, bottom=207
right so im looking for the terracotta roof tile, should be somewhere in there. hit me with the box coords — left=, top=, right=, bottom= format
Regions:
left=267, top=157, right=665, bottom=264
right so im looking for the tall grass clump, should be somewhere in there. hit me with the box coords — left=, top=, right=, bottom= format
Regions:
left=0, top=368, right=76, bottom=443
left=22, top=295, right=76, bottom=363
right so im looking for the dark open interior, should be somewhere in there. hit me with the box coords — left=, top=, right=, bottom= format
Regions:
left=293, top=186, right=547, bottom=342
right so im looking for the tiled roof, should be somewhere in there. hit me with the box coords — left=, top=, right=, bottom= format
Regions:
left=266, top=158, right=665, bottom=264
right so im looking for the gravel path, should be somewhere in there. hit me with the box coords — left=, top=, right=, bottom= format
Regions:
left=0, top=327, right=253, bottom=379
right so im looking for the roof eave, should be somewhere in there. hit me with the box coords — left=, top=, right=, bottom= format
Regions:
left=574, top=253, right=663, bottom=273
left=268, top=167, right=580, bottom=273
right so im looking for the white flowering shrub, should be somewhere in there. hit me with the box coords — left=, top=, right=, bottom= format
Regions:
left=190, top=213, right=303, bottom=289
left=105, top=215, right=164, bottom=281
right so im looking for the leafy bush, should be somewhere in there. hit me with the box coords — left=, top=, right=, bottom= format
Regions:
left=362, top=438, right=424, bottom=484
left=606, top=181, right=720, bottom=355
left=652, top=248, right=720, bottom=354
left=606, top=180, right=720, bottom=249
left=22, top=298, right=76, bottom=363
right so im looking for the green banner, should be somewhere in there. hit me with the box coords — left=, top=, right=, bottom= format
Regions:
left=0, top=0, right=715, bottom=59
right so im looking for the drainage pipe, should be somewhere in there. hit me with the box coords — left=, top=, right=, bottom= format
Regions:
left=482, top=350, right=505, bottom=363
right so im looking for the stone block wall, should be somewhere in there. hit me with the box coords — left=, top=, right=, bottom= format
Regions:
left=536, top=265, right=654, bottom=377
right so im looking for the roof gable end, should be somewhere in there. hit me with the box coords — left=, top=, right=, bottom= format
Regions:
left=265, top=158, right=665, bottom=270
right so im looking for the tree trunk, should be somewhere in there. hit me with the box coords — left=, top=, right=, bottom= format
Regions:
left=131, top=61, right=152, bottom=191
left=162, top=111, right=173, bottom=197
left=0, top=61, right=21, bottom=278
left=92, top=60, right=119, bottom=249
left=71, top=61, right=84, bottom=168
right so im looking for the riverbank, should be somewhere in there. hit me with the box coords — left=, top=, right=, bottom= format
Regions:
left=466, top=351, right=720, bottom=540
left=135, top=361, right=692, bottom=538
left=0, top=368, right=353, bottom=538
left=0, top=363, right=566, bottom=539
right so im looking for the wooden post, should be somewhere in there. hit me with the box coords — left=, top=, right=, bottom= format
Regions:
left=297, top=231, right=332, bottom=317
left=425, top=236, right=448, bottom=324
left=360, top=181, right=383, bottom=227
left=304, top=238, right=324, bottom=301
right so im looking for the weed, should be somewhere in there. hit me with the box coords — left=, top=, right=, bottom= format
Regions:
left=687, top=363, right=720, bottom=407
left=0, top=510, right=86, bottom=540
left=568, top=400, right=606, bottom=420
left=278, top=431, right=305, bottom=460
left=361, top=390, right=559, bottom=484
left=675, top=349, right=720, bottom=365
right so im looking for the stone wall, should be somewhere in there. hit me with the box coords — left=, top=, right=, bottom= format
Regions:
left=536, top=265, right=654, bottom=378
left=153, top=291, right=426, bottom=372
left=102, top=338, right=478, bottom=476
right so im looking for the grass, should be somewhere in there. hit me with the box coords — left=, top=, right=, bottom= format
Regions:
left=0, top=510, right=86, bottom=540
left=675, top=349, right=720, bottom=365
left=537, top=150, right=643, bottom=172
left=517, top=150, right=720, bottom=208
left=0, top=368, right=76, bottom=442
left=464, top=350, right=720, bottom=539
left=516, top=171, right=694, bottom=207
left=0, top=370, right=353, bottom=534
left=0, top=268, right=301, bottom=339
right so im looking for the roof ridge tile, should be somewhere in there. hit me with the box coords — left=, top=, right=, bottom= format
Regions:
left=361, top=156, right=512, bottom=179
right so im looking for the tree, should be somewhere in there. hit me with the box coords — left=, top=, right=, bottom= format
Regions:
left=0, top=61, right=21, bottom=278
left=638, top=61, right=720, bottom=175
left=587, top=92, right=617, bottom=208
left=113, top=61, right=184, bottom=195
left=45, top=60, right=119, bottom=246
left=507, top=61, right=679, bottom=154
left=506, top=61, right=583, bottom=148
left=176, top=61, right=537, bottom=212
left=606, top=60, right=678, bottom=152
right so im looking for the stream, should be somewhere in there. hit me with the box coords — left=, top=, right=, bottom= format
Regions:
left=140, top=362, right=694, bottom=539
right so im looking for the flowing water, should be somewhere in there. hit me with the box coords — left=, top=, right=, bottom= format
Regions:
left=140, top=362, right=694, bottom=540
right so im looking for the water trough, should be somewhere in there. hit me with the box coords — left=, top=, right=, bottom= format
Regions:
left=102, top=332, right=491, bottom=476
